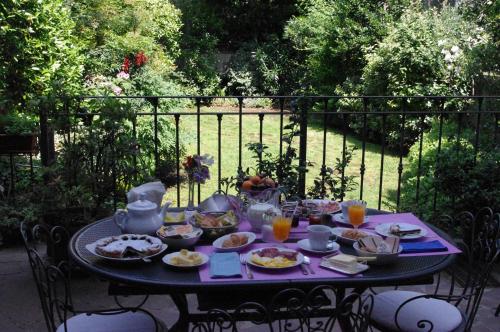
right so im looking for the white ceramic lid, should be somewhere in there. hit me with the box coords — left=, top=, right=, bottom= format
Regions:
left=127, top=193, right=157, bottom=211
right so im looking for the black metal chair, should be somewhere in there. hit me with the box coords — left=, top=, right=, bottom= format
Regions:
left=369, top=210, right=500, bottom=332
left=20, top=222, right=168, bottom=332
left=190, top=286, right=374, bottom=332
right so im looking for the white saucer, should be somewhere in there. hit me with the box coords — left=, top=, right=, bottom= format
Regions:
left=297, top=239, right=339, bottom=254
left=333, top=214, right=370, bottom=226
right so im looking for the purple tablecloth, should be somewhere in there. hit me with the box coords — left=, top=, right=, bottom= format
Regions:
left=197, top=242, right=355, bottom=283
left=197, top=212, right=460, bottom=282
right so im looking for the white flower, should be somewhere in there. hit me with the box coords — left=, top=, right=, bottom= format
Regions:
left=441, top=49, right=449, bottom=55
left=437, top=40, right=445, bottom=47
left=451, top=45, right=460, bottom=54
left=444, top=53, right=453, bottom=62
left=447, top=64, right=453, bottom=70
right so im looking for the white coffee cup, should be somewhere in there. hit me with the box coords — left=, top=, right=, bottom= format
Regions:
left=307, top=225, right=332, bottom=251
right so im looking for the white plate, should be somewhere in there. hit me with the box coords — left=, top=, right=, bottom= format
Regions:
left=246, top=247, right=304, bottom=270
left=374, top=222, right=427, bottom=240
left=212, top=232, right=256, bottom=252
left=85, top=238, right=167, bottom=263
left=331, top=227, right=379, bottom=244
left=302, top=199, right=341, bottom=213
left=162, top=251, right=209, bottom=269
left=319, top=259, right=369, bottom=275
left=333, top=214, right=370, bottom=226
left=297, top=239, right=339, bottom=254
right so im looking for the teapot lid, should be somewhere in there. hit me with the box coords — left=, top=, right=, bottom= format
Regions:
left=127, top=193, right=157, bottom=211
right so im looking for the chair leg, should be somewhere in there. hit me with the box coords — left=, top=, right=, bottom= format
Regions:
left=495, top=303, right=500, bottom=317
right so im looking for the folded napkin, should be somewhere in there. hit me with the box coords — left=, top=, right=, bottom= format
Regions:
left=127, top=181, right=166, bottom=212
left=401, top=240, right=447, bottom=254
left=209, top=252, right=242, bottom=278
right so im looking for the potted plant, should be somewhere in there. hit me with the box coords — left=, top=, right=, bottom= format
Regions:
left=0, top=111, right=39, bottom=153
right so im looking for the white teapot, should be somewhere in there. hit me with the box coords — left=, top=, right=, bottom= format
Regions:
left=247, top=202, right=281, bottom=232
left=113, top=193, right=171, bottom=235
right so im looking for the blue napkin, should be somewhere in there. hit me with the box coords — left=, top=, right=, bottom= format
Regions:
left=209, top=252, right=242, bottom=278
left=401, top=240, right=447, bottom=254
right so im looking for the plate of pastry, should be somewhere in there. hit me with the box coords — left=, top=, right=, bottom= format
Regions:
left=85, top=234, right=167, bottom=263
left=212, top=232, right=256, bottom=252
left=375, top=222, right=427, bottom=240
left=162, top=249, right=209, bottom=268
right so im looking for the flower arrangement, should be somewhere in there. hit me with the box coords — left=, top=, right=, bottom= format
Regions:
left=182, top=154, right=213, bottom=208
left=183, top=154, right=213, bottom=184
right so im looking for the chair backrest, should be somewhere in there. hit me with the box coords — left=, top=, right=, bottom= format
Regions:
left=405, top=209, right=500, bottom=331
left=21, top=222, right=73, bottom=332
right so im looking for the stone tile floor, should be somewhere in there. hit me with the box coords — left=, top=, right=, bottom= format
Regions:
left=1, top=245, right=498, bottom=331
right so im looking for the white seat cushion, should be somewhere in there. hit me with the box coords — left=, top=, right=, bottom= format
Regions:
left=56, top=310, right=165, bottom=332
left=372, top=290, right=463, bottom=332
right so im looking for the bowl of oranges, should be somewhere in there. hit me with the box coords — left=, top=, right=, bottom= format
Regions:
left=238, top=174, right=279, bottom=197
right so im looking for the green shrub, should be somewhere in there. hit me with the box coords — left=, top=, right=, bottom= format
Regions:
left=174, top=0, right=221, bottom=95
left=285, top=0, right=408, bottom=94
left=224, top=38, right=303, bottom=96
left=340, top=5, right=487, bottom=150
left=399, top=118, right=500, bottom=220
left=0, top=0, right=84, bottom=111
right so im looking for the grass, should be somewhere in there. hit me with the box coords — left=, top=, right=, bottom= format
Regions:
left=163, top=103, right=405, bottom=211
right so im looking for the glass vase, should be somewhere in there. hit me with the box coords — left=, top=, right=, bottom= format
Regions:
left=187, top=179, right=195, bottom=210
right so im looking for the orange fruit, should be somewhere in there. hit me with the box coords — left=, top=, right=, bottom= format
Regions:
left=249, top=175, right=261, bottom=185
left=263, top=178, right=275, bottom=188
left=241, top=180, right=254, bottom=191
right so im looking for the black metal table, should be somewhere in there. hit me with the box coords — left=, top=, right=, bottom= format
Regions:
left=69, top=209, right=457, bottom=331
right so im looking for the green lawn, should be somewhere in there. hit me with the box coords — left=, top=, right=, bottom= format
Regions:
left=163, top=105, right=404, bottom=211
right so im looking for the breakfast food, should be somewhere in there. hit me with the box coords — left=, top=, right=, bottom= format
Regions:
left=317, top=201, right=341, bottom=214
left=326, top=254, right=358, bottom=270
left=94, top=234, right=163, bottom=258
left=169, top=249, right=203, bottom=266
left=358, top=236, right=400, bottom=254
left=222, top=233, right=249, bottom=248
left=389, top=224, right=421, bottom=237
left=341, top=229, right=368, bottom=240
left=157, top=224, right=196, bottom=238
left=193, top=210, right=238, bottom=228
left=250, top=248, right=298, bottom=268
left=164, top=211, right=185, bottom=223
left=239, top=174, right=276, bottom=192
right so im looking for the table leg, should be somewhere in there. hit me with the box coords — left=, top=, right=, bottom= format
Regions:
left=170, top=293, right=190, bottom=332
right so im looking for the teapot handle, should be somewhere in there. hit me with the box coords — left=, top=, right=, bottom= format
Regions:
left=113, top=209, right=128, bottom=232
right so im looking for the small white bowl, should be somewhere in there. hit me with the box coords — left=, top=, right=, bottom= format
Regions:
left=156, top=226, right=203, bottom=249
left=353, top=242, right=402, bottom=265
left=212, top=232, right=256, bottom=252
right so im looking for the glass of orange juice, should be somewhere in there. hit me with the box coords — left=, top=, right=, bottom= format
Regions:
left=272, top=216, right=292, bottom=243
left=348, top=200, right=366, bottom=229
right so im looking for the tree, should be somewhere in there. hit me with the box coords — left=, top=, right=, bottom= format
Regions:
left=0, top=0, right=84, bottom=111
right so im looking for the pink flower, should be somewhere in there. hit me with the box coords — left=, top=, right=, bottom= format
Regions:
left=116, top=71, right=130, bottom=79
left=112, top=86, right=122, bottom=95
